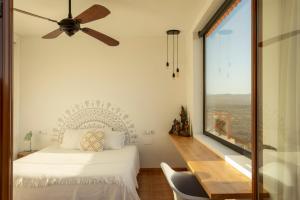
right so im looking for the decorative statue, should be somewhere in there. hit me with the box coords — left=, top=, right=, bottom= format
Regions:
left=180, top=106, right=187, bottom=124
left=169, top=106, right=191, bottom=137
left=169, top=119, right=181, bottom=135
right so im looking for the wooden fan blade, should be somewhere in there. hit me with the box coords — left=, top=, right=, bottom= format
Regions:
left=14, top=8, right=58, bottom=23
left=75, top=5, right=110, bottom=24
left=81, top=28, right=119, bottom=46
left=42, top=29, right=63, bottom=39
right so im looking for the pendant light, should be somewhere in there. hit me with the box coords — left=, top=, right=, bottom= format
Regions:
left=166, top=29, right=180, bottom=78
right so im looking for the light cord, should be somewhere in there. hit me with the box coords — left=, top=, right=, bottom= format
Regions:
left=68, top=0, right=72, bottom=18
left=176, top=34, right=179, bottom=73
left=172, top=34, right=175, bottom=78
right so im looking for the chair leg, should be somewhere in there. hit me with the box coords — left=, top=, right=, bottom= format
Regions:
left=173, top=191, right=184, bottom=200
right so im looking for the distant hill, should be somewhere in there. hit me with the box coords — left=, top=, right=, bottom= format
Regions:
left=206, top=94, right=251, bottom=106
left=205, top=94, right=252, bottom=150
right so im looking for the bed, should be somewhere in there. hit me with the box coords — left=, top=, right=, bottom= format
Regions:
left=13, top=101, right=140, bottom=200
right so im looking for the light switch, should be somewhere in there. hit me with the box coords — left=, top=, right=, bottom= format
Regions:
left=142, top=135, right=153, bottom=145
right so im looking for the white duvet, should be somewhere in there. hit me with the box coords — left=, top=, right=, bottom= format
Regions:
left=13, top=145, right=140, bottom=200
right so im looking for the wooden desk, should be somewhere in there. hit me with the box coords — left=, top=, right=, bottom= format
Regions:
left=170, top=135, right=268, bottom=200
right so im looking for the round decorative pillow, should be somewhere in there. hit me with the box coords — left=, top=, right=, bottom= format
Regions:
left=80, top=131, right=104, bottom=152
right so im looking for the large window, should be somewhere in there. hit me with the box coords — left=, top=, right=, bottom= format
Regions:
left=203, top=0, right=252, bottom=156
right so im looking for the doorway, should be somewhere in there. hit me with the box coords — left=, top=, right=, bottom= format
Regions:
left=257, top=0, right=300, bottom=199
left=0, top=0, right=13, bottom=199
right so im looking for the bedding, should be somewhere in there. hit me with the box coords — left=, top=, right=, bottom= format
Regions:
left=104, top=129, right=126, bottom=150
left=13, top=145, right=140, bottom=200
left=60, top=129, right=86, bottom=149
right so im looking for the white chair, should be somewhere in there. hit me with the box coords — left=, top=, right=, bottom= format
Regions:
left=161, top=162, right=209, bottom=200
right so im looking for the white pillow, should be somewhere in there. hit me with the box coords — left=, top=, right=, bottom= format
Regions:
left=103, top=128, right=126, bottom=150
left=60, top=129, right=86, bottom=149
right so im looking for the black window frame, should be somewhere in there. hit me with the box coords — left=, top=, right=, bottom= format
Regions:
left=199, top=0, right=254, bottom=158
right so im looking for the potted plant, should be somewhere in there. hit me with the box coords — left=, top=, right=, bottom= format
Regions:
left=24, top=131, right=33, bottom=152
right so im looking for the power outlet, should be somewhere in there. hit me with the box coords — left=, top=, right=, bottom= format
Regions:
left=144, top=130, right=155, bottom=135
left=142, top=130, right=155, bottom=145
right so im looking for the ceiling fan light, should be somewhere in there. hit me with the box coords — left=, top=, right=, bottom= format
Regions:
left=59, top=18, right=80, bottom=36
left=65, top=31, right=76, bottom=37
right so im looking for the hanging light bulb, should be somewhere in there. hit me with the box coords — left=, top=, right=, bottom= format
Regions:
left=176, top=34, right=179, bottom=74
left=166, top=34, right=169, bottom=67
left=172, top=34, right=175, bottom=78
left=166, top=29, right=180, bottom=78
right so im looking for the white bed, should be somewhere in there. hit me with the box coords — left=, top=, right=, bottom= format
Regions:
left=13, top=101, right=140, bottom=200
left=14, top=145, right=140, bottom=200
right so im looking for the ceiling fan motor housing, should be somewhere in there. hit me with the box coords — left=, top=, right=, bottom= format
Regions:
left=59, top=18, right=80, bottom=36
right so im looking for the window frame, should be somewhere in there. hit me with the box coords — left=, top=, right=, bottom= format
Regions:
left=199, top=0, right=254, bottom=158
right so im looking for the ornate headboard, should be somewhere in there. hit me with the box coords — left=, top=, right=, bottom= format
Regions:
left=53, top=100, right=137, bottom=144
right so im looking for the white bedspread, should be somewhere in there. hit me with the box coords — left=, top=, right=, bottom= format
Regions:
left=13, top=145, right=140, bottom=200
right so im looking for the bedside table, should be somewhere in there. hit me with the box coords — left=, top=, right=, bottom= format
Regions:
left=17, top=150, right=37, bottom=159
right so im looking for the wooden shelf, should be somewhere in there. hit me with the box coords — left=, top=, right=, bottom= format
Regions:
left=170, top=135, right=268, bottom=200
left=17, top=150, right=37, bottom=159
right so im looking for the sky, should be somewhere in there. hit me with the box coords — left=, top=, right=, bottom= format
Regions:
left=206, top=0, right=251, bottom=95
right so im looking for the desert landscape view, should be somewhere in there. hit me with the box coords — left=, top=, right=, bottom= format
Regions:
left=205, top=94, right=251, bottom=151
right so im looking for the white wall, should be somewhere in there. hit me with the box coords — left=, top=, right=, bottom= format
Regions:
left=13, top=34, right=21, bottom=160
left=17, top=35, right=186, bottom=168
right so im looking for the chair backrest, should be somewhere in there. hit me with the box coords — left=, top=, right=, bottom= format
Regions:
left=161, top=162, right=208, bottom=200
left=160, top=162, right=176, bottom=189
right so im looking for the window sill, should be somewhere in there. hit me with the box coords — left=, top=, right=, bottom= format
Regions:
left=193, top=133, right=252, bottom=178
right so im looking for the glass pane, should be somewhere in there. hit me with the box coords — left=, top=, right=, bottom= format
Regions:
left=205, top=0, right=252, bottom=152
left=258, top=0, right=300, bottom=199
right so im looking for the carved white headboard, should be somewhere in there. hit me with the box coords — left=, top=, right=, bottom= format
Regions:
left=53, top=100, right=137, bottom=144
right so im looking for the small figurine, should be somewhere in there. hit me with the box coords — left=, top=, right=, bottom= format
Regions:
left=180, top=106, right=187, bottom=125
left=169, top=106, right=191, bottom=137
left=169, top=119, right=181, bottom=135
left=180, top=120, right=190, bottom=137
left=175, top=120, right=181, bottom=135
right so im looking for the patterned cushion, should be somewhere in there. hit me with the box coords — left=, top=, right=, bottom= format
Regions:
left=80, top=131, right=104, bottom=152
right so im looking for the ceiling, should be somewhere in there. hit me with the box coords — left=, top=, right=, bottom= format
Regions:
left=14, top=0, right=208, bottom=38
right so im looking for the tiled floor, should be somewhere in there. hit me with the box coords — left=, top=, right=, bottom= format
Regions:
left=137, top=169, right=173, bottom=200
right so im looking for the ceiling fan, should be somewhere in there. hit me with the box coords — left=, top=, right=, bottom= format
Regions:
left=14, top=0, right=119, bottom=46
